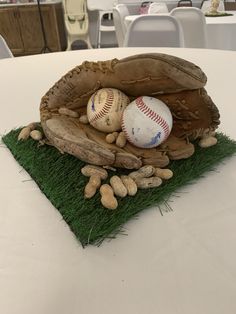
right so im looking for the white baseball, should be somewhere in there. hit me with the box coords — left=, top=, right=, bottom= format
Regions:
left=121, top=96, right=173, bottom=148
left=87, top=88, right=130, bottom=133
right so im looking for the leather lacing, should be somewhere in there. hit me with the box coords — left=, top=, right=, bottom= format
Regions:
left=80, top=59, right=116, bottom=73
left=42, top=60, right=116, bottom=103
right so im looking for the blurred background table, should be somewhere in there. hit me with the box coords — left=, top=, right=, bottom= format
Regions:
left=206, top=10, right=236, bottom=50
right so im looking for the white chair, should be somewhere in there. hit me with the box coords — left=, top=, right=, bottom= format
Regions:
left=113, top=4, right=130, bottom=47
left=148, top=2, right=169, bottom=14
left=177, top=0, right=193, bottom=7
left=200, top=0, right=225, bottom=13
left=97, top=10, right=116, bottom=48
left=63, top=0, right=92, bottom=50
left=87, top=0, right=116, bottom=48
left=0, top=35, right=13, bottom=59
left=170, top=7, right=207, bottom=48
left=123, top=14, right=184, bottom=47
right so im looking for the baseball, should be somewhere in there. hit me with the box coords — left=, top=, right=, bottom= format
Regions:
left=87, top=88, right=130, bottom=133
left=121, top=96, right=173, bottom=148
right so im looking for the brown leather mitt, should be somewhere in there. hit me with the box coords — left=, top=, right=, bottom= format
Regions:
left=40, top=53, right=220, bottom=169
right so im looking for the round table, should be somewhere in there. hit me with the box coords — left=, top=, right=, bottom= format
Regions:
left=1, top=48, right=236, bottom=314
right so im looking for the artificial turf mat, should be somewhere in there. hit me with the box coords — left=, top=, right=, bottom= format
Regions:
left=2, top=128, right=236, bottom=247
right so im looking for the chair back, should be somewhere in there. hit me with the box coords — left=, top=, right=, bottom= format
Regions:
left=96, top=4, right=116, bottom=48
left=147, top=2, right=169, bottom=13
left=139, top=1, right=153, bottom=14
left=177, top=0, right=193, bottom=6
left=200, top=0, right=225, bottom=12
left=113, top=4, right=130, bottom=46
left=0, top=35, right=13, bottom=59
left=63, top=0, right=86, bottom=19
left=170, top=7, right=207, bottom=48
left=63, top=0, right=91, bottom=49
left=123, top=14, right=184, bottom=47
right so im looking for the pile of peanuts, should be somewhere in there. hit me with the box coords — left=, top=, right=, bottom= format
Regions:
left=81, top=164, right=173, bottom=210
left=105, top=131, right=127, bottom=148
left=18, top=122, right=43, bottom=141
left=17, top=113, right=217, bottom=212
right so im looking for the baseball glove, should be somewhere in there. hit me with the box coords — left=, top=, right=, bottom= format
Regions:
left=40, top=53, right=220, bottom=169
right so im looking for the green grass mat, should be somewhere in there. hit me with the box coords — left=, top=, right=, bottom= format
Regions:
left=2, top=128, right=236, bottom=247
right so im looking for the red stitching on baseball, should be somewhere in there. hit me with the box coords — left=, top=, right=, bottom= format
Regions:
left=121, top=112, right=135, bottom=145
left=135, top=97, right=170, bottom=141
left=89, top=89, right=115, bottom=124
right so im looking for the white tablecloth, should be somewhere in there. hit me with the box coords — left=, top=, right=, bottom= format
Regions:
left=206, top=11, right=236, bottom=50
left=1, top=48, right=236, bottom=314
left=125, top=12, right=236, bottom=50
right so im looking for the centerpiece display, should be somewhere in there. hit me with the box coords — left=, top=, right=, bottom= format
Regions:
left=3, top=53, right=236, bottom=246
left=204, top=0, right=232, bottom=16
